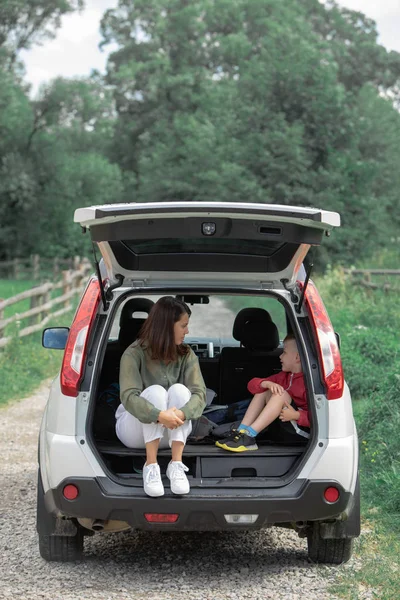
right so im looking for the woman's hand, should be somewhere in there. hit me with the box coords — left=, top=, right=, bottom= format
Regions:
left=172, top=408, right=185, bottom=422
left=261, top=380, right=285, bottom=395
left=158, top=408, right=184, bottom=430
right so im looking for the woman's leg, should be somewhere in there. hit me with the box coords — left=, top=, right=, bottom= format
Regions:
left=165, top=384, right=192, bottom=494
left=140, top=385, right=170, bottom=454
left=115, top=385, right=168, bottom=497
left=115, top=385, right=168, bottom=451
left=166, top=383, right=192, bottom=460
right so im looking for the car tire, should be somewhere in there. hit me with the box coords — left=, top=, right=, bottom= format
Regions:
left=38, top=530, right=84, bottom=562
left=37, top=469, right=84, bottom=562
left=307, top=523, right=353, bottom=564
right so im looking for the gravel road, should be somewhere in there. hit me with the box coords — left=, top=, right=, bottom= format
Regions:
left=0, top=378, right=347, bottom=600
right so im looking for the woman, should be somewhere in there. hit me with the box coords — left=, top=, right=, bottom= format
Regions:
left=115, top=296, right=206, bottom=497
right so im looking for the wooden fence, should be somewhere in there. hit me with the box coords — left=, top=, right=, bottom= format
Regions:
left=0, top=260, right=93, bottom=349
left=0, top=255, right=84, bottom=281
left=344, top=269, right=400, bottom=291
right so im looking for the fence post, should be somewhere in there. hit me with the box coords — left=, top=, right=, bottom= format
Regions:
left=13, top=258, right=20, bottom=280
left=31, top=254, right=40, bottom=280
left=62, top=271, right=70, bottom=310
left=30, top=293, right=39, bottom=326
left=73, top=255, right=80, bottom=271
left=53, top=257, right=60, bottom=281
left=43, top=287, right=51, bottom=322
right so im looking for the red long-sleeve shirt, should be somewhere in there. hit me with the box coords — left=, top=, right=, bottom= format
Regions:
left=247, top=371, right=310, bottom=428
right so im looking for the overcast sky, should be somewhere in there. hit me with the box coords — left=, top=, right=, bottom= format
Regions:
left=21, top=0, right=400, bottom=96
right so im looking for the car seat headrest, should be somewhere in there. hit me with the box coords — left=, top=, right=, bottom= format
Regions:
left=118, top=298, right=154, bottom=350
left=232, top=307, right=279, bottom=351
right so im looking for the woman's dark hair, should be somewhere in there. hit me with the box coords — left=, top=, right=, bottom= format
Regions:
left=137, top=296, right=191, bottom=361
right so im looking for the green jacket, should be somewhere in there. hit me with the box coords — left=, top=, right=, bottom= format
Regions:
left=119, top=343, right=207, bottom=424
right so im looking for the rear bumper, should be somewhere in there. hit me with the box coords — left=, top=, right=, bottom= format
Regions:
left=44, top=476, right=352, bottom=531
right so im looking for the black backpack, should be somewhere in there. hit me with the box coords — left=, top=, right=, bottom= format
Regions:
left=93, top=383, right=121, bottom=441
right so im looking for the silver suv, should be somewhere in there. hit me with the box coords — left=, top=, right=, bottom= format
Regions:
left=38, top=202, right=360, bottom=564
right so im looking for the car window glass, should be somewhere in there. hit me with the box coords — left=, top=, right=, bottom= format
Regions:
left=110, top=294, right=286, bottom=343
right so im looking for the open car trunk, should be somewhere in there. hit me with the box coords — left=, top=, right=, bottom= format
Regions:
left=76, top=202, right=339, bottom=489
left=89, top=289, right=312, bottom=489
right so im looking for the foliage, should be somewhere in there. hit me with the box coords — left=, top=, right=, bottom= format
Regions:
left=0, top=276, right=78, bottom=406
left=1, top=0, right=400, bottom=266
left=317, top=269, right=400, bottom=523
left=0, top=1, right=124, bottom=261
left=99, top=0, right=400, bottom=266
left=317, top=267, right=400, bottom=397
left=0, top=73, right=124, bottom=260
left=0, top=0, right=84, bottom=77
left=0, top=314, right=73, bottom=407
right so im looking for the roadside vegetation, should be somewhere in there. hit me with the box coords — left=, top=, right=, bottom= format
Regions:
left=0, top=279, right=37, bottom=317
left=317, top=267, right=400, bottom=600
left=0, top=285, right=77, bottom=406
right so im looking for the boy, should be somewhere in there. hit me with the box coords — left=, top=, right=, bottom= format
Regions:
left=216, top=333, right=310, bottom=452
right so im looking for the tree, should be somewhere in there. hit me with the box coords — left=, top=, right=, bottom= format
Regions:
left=0, top=76, right=123, bottom=260
left=0, top=0, right=84, bottom=73
left=100, top=0, right=400, bottom=265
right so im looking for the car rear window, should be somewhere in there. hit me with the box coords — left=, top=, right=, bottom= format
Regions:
left=110, top=294, right=287, bottom=342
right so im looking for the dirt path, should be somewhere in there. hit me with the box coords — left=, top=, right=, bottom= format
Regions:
left=0, top=376, right=346, bottom=600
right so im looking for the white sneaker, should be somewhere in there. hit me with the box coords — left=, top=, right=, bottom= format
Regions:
left=166, top=461, right=190, bottom=495
left=143, top=463, right=164, bottom=497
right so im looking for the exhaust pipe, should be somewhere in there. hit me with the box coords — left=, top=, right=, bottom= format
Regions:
left=91, top=519, right=105, bottom=531
left=78, top=517, right=131, bottom=533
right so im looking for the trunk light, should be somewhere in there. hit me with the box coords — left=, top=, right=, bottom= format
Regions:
left=224, top=514, right=258, bottom=524
left=63, top=484, right=79, bottom=500
left=144, top=513, right=179, bottom=523
left=324, top=487, right=340, bottom=503
left=304, top=280, right=344, bottom=400
left=60, top=278, right=100, bottom=397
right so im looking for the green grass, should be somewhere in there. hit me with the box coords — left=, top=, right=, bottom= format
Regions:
left=315, top=267, right=400, bottom=599
left=0, top=278, right=67, bottom=335
left=0, top=279, right=37, bottom=319
left=331, top=518, right=400, bottom=600
left=0, top=307, right=77, bottom=407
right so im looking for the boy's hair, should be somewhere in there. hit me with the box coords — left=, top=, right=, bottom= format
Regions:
left=283, top=332, right=296, bottom=343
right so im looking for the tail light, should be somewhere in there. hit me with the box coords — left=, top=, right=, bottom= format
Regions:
left=144, top=513, right=179, bottom=523
left=304, top=280, right=344, bottom=400
left=60, top=278, right=100, bottom=397
left=324, top=487, right=340, bottom=503
left=63, top=484, right=79, bottom=500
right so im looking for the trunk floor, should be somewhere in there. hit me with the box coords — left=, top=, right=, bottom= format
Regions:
left=96, top=440, right=307, bottom=457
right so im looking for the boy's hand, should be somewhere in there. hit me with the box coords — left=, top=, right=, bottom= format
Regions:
left=261, top=380, right=285, bottom=395
left=279, top=401, right=299, bottom=422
